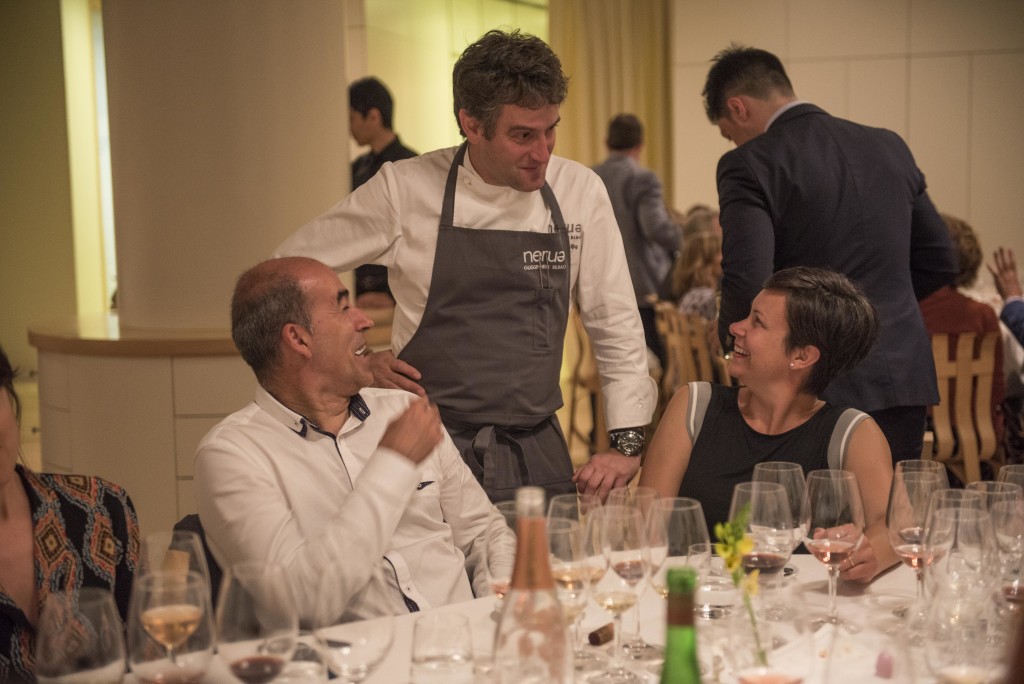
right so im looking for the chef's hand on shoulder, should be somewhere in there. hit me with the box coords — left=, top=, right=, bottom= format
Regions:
left=368, top=350, right=426, bottom=397
left=572, top=450, right=641, bottom=502
left=379, top=397, right=442, bottom=464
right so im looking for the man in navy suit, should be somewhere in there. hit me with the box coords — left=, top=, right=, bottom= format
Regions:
left=703, top=46, right=957, bottom=464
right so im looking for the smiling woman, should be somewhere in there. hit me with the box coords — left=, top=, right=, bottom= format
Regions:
left=639, top=266, right=899, bottom=584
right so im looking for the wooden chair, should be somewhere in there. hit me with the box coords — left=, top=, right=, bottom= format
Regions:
left=654, top=302, right=732, bottom=418
left=925, top=332, right=1002, bottom=484
left=566, top=308, right=609, bottom=455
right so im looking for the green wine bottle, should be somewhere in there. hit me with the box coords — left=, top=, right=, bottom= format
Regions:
left=660, top=567, right=701, bottom=684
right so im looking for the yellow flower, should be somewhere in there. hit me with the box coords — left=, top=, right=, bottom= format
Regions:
left=715, top=502, right=768, bottom=666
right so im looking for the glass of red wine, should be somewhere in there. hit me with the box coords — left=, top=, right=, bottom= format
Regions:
left=216, top=562, right=298, bottom=684
left=728, top=482, right=794, bottom=612
left=800, top=469, right=866, bottom=628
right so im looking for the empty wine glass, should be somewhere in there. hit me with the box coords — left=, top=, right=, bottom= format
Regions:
left=548, top=491, right=601, bottom=526
left=36, top=588, right=126, bottom=684
left=924, top=491, right=997, bottom=600
left=966, top=480, right=1024, bottom=511
left=127, top=570, right=213, bottom=683
left=728, top=481, right=794, bottom=619
left=990, top=497, right=1024, bottom=611
left=590, top=504, right=647, bottom=684
left=647, top=497, right=710, bottom=600
left=315, top=598, right=394, bottom=684
left=482, top=510, right=517, bottom=608
left=752, top=461, right=807, bottom=552
left=216, top=562, right=298, bottom=683
left=800, top=469, right=866, bottom=628
left=998, top=463, right=1024, bottom=488
left=606, top=486, right=660, bottom=662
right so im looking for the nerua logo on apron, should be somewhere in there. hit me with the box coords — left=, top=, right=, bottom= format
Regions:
left=522, top=249, right=567, bottom=271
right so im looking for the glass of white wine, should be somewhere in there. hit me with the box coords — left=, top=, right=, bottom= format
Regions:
left=589, top=505, right=647, bottom=684
left=127, top=570, right=213, bottom=683
left=547, top=517, right=594, bottom=671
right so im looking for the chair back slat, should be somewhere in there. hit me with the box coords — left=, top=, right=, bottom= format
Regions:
left=927, top=331, right=1001, bottom=483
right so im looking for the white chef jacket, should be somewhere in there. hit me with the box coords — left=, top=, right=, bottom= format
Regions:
left=275, top=146, right=657, bottom=431
left=194, top=385, right=513, bottom=624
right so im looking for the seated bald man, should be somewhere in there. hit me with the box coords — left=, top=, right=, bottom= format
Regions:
left=195, top=256, right=514, bottom=624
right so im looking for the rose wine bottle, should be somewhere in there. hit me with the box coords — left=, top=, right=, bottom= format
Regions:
left=493, top=487, right=572, bottom=684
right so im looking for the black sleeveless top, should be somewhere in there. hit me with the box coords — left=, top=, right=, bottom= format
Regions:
left=679, top=384, right=842, bottom=542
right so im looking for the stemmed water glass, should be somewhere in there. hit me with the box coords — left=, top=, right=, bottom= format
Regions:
left=215, top=562, right=298, bottom=684
left=800, top=469, right=866, bottom=628
left=35, top=588, right=126, bottom=684
left=728, top=481, right=795, bottom=615
left=990, top=496, right=1024, bottom=610
left=589, top=505, right=648, bottom=684
left=127, top=570, right=214, bottom=682
left=752, top=461, right=807, bottom=553
left=606, top=486, right=660, bottom=661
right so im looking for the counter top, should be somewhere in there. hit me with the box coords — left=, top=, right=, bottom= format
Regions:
left=29, top=309, right=394, bottom=357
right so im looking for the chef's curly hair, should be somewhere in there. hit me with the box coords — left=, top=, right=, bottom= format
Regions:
left=453, top=29, right=568, bottom=139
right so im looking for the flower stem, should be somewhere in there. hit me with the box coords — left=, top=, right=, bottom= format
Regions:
left=742, top=591, right=768, bottom=666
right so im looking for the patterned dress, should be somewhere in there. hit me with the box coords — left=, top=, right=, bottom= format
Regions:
left=0, top=465, right=140, bottom=683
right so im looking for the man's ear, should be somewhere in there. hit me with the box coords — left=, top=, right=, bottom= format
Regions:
left=282, top=323, right=313, bottom=360
left=790, top=344, right=821, bottom=370
left=367, top=107, right=383, bottom=126
left=725, top=96, right=749, bottom=123
left=458, top=109, right=486, bottom=144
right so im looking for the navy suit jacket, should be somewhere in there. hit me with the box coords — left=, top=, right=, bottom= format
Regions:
left=1003, top=300, right=1024, bottom=348
left=716, top=103, right=957, bottom=412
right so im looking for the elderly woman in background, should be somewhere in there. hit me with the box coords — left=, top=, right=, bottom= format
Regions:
left=640, top=267, right=898, bottom=583
left=0, top=345, right=140, bottom=682
left=669, top=229, right=723, bottom=321
left=918, top=213, right=1005, bottom=451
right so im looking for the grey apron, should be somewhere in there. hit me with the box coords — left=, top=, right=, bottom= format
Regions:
left=398, top=143, right=575, bottom=503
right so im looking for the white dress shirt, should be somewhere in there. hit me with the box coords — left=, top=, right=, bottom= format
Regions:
left=275, top=146, right=656, bottom=431
left=195, top=386, right=513, bottom=624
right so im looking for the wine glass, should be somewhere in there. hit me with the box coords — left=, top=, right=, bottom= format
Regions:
left=137, top=530, right=212, bottom=587
left=647, top=497, right=710, bottom=600
left=728, top=481, right=794, bottom=618
left=990, top=497, right=1024, bottom=611
left=923, top=504, right=1005, bottom=683
left=216, top=562, right=298, bottom=683
left=482, top=509, right=517, bottom=607
left=606, top=486, right=660, bottom=661
left=752, top=461, right=807, bottom=552
left=315, top=595, right=394, bottom=684
left=547, top=517, right=596, bottom=672
left=127, top=570, right=213, bottom=683
left=548, top=491, right=601, bottom=526
left=998, top=463, right=1024, bottom=488
left=800, top=469, right=866, bottom=628
left=589, top=505, right=647, bottom=684
left=885, top=465, right=948, bottom=617
left=966, top=480, right=1024, bottom=510
left=35, top=588, right=126, bottom=684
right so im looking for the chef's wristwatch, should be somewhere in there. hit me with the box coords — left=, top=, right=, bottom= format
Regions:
left=609, top=428, right=645, bottom=456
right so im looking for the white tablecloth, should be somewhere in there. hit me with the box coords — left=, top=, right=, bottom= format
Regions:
left=129, top=556, right=948, bottom=683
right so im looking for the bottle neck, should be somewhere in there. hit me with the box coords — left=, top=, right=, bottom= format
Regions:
left=510, top=516, right=555, bottom=590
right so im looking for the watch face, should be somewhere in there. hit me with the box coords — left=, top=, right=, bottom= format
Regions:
left=613, top=430, right=644, bottom=456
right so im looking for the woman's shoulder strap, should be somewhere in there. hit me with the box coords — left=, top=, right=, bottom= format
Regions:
left=686, top=381, right=713, bottom=443
left=827, top=408, right=869, bottom=470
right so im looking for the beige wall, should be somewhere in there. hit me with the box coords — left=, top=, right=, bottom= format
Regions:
left=669, top=0, right=1024, bottom=296
left=0, top=0, right=78, bottom=373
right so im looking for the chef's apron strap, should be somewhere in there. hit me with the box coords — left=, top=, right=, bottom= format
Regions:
left=471, top=425, right=532, bottom=498
left=440, top=143, right=468, bottom=230
left=539, top=183, right=566, bottom=233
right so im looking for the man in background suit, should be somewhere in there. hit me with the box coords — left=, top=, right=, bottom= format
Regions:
left=349, top=77, right=418, bottom=308
left=592, top=114, right=681, bottom=366
left=703, top=45, right=957, bottom=464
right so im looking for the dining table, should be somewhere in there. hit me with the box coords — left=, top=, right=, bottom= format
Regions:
left=139, top=553, right=999, bottom=684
